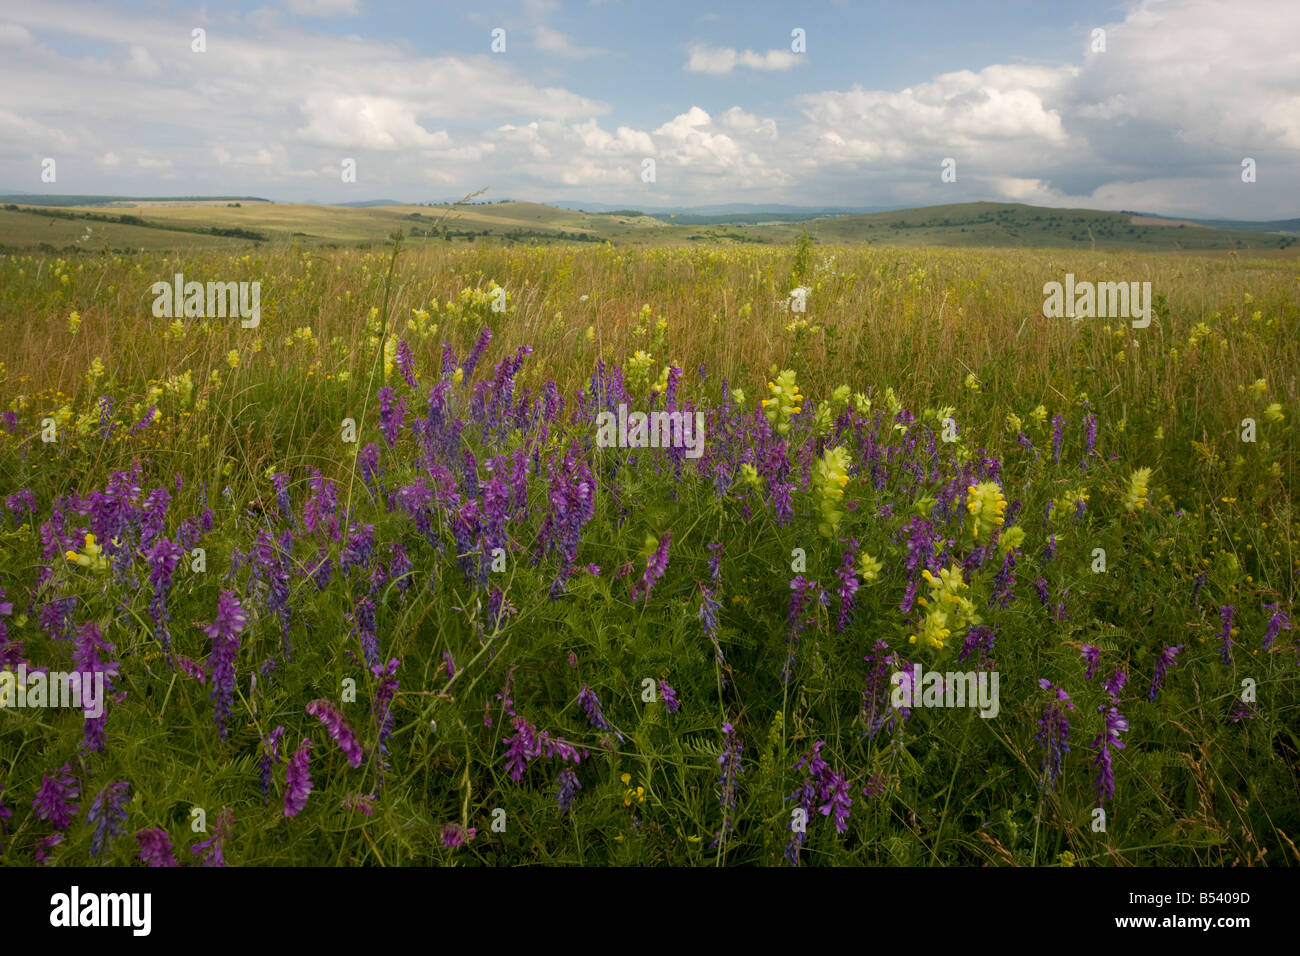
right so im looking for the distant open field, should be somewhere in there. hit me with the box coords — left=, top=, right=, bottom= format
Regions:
left=2, top=199, right=1296, bottom=254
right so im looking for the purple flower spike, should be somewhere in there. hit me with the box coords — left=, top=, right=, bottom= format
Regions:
left=1217, top=605, right=1236, bottom=664
left=1147, top=644, right=1185, bottom=701
left=284, top=740, right=314, bottom=818
left=32, top=764, right=79, bottom=831
left=1091, top=705, right=1129, bottom=805
left=442, top=822, right=477, bottom=848
left=87, top=782, right=131, bottom=858
left=1034, top=680, right=1074, bottom=793
left=1262, top=602, right=1292, bottom=651
left=204, top=590, right=247, bottom=742
left=659, top=680, right=680, bottom=713
left=1081, top=644, right=1101, bottom=680
left=190, top=807, right=233, bottom=867
left=135, top=828, right=178, bottom=867
left=306, top=699, right=365, bottom=768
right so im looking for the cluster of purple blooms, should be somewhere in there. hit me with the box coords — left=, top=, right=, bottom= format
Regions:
left=8, top=320, right=1298, bottom=865
left=785, top=741, right=852, bottom=866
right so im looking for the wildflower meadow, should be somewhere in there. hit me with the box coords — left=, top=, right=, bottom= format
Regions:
left=1, top=237, right=1297, bottom=868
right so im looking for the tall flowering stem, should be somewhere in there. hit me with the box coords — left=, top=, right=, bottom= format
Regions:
left=204, top=590, right=248, bottom=742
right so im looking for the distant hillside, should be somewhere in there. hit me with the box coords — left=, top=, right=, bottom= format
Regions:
left=0, top=194, right=270, bottom=207
left=1, top=197, right=1295, bottom=253
left=800, top=202, right=1298, bottom=251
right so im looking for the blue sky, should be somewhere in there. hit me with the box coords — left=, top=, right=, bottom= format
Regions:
left=2, top=0, right=1297, bottom=217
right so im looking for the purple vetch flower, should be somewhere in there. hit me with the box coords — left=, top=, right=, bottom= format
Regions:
left=73, top=622, right=119, bottom=753
left=957, top=625, right=996, bottom=670
left=6, top=488, right=36, bottom=526
left=130, top=405, right=158, bottom=435
left=309, top=547, right=333, bottom=590
left=501, top=715, right=585, bottom=781
left=462, top=326, right=492, bottom=380
left=0, top=784, right=11, bottom=851
left=786, top=741, right=852, bottom=866
left=1147, top=644, right=1185, bottom=701
left=387, top=541, right=413, bottom=595
left=1261, top=602, right=1292, bottom=651
left=284, top=740, right=314, bottom=818
left=347, top=597, right=379, bottom=669
left=87, top=781, right=130, bottom=858
left=442, top=822, right=477, bottom=848
left=861, top=640, right=910, bottom=739
left=175, top=655, right=205, bottom=683
left=302, top=469, right=340, bottom=540
left=1217, top=605, right=1236, bottom=664
left=339, top=523, right=376, bottom=578
left=371, top=658, right=401, bottom=756
left=358, top=444, right=382, bottom=501
left=577, top=684, right=619, bottom=739
left=631, top=532, right=672, bottom=603
left=135, top=828, right=178, bottom=867
left=1229, top=697, right=1259, bottom=723
left=715, top=721, right=744, bottom=843
left=1051, top=414, right=1064, bottom=463
left=783, top=576, right=826, bottom=685
left=306, top=699, right=364, bottom=767
left=32, top=764, right=80, bottom=830
left=1041, top=535, right=1057, bottom=563
left=770, top=480, right=795, bottom=524
left=502, top=717, right=539, bottom=781
left=37, top=594, right=77, bottom=645
left=991, top=548, right=1018, bottom=609
left=139, top=486, right=170, bottom=549
left=1034, top=577, right=1050, bottom=606
left=341, top=794, right=377, bottom=817
left=442, top=651, right=456, bottom=679
left=34, top=833, right=63, bottom=863
left=1191, top=573, right=1207, bottom=608
left=395, top=339, right=417, bottom=387
left=698, top=573, right=721, bottom=629
left=1081, top=410, right=1098, bottom=470
left=1091, top=705, right=1129, bottom=805
left=659, top=680, right=680, bottom=713
left=1081, top=645, right=1101, bottom=680
left=1101, top=669, right=1127, bottom=701
left=145, top=536, right=185, bottom=651
left=204, top=590, right=247, bottom=742
left=258, top=726, right=286, bottom=803
left=272, top=472, right=295, bottom=527
left=1034, top=680, right=1073, bottom=793
left=556, top=767, right=582, bottom=816
left=835, top=543, right=860, bottom=633
left=190, top=807, right=233, bottom=867
left=378, top=386, right=408, bottom=448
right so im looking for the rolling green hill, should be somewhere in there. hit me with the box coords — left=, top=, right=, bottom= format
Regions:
left=0, top=198, right=1294, bottom=253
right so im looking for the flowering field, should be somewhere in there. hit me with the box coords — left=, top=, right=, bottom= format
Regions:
left=1, top=239, right=1297, bottom=866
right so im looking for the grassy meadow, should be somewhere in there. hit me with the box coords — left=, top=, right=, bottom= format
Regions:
left=1, top=234, right=1298, bottom=866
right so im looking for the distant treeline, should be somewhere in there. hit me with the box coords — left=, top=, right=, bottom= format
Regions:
left=0, top=194, right=269, bottom=207
left=403, top=223, right=604, bottom=243
left=2, top=204, right=267, bottom=241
